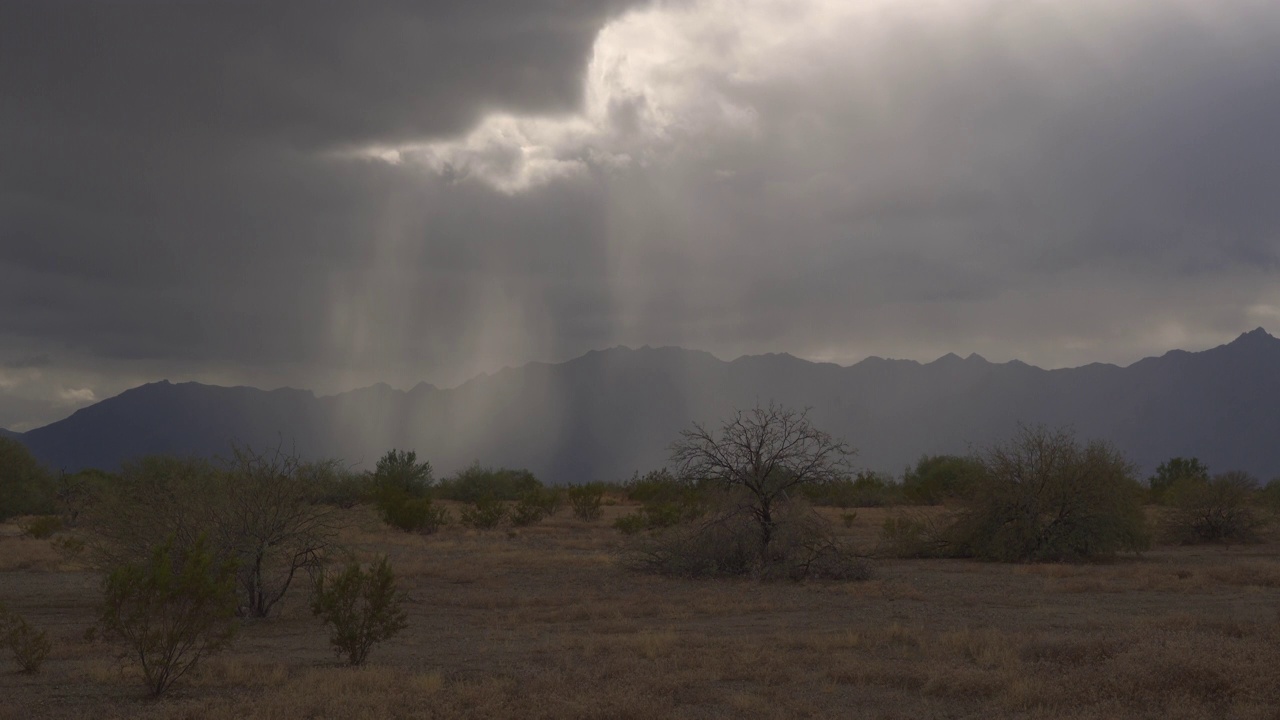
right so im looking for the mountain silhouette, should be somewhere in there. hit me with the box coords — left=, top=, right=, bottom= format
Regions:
left=10, top=329, right=1280, bottom=482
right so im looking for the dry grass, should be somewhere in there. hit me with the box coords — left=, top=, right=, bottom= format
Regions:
left=1, top=506, right=1279, bottom=719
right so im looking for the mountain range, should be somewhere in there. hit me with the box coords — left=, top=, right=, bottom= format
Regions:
left=8, top=329, right=1280, bottom=482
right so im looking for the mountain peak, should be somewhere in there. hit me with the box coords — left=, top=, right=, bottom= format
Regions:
left=1233, top=327, right=1274, bottom=343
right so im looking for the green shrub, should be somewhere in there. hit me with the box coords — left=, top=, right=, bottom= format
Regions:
left=0, top=603, right=51, bottom=674
left=1162, top=471, right=1263, bottom=545
left=802, top=471, right=904, bottom=508
left=371, top=449, right=434, bottom=499
left=509, top=487, right=562, bottom=527
left=567, top=484, right=604, bottom=522
left=314, top=468, right=375, bottom=509
left=459, top=496, right=507, bottom=529
left=436, top=463, right=541, bottom=503
left=613, top=513, right=648, bottom=535
left=98, top=535, right=238, bottom=696
left=902, top=455, right=984, bottom=505
left=379, top=494, right=450, bottom=534
left=613, top=496, right=707, bottom=535
left=945, top=425, right=1150, bottom=562
left=18, top=514, right=63, bottom=539
left=55, top=469, right=112, bottom=527
left=310, top=556, right=407, bottom=666
left=0, top=437, right=54, bottom=521
left=1148, top=457, right=1211, bottom=505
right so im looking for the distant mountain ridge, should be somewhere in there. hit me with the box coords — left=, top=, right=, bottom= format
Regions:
left=10, top=329, right=1280, bottom=482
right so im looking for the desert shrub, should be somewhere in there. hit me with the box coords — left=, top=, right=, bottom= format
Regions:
left=310, top=556, right=407, bottom=666
left=18, top=514, right=63, bottom=539
left=0, top=603, right=52, bottom=674
left=627, top=502, right=869, bottom=581
left=1256, top=478, right=1280, bottom=514
left=617, top=469, right=708, bottom=531
left=878, top=512, right=953, bottom=558
left=613, top=513, right=649, bottom=535
left=945, top=425, right=1150, bottom=562
left=567, top=483, right=604, bottom=521
left=1148, top=457, right=1211, bottom=505
left=371, top=450, right=434, bottom=500
left=614, top=494, right=708, bottom=534
left=99, top=535, right=238, bottom=696
left=380, top=495, right=450, bottom=534
left=509, top=486, right=563, bottom=527
left=1162, top=471, right=1263, bottom=545
left=85, top=447, right=340, bottom=620
left=0, top=437, right=54, bottom=521
left=902, top=455, right=984, bottom=505
left=55, top=468, right=112, bottom=527
left=314, top=468, right=375, bottom=509
left=83, top=455, right=221, bottom=569
left=802, top=471, right=904, bottom=508
left=436, top=463, right=541, bottom=503
left=459, top=496, right=507, bottom=529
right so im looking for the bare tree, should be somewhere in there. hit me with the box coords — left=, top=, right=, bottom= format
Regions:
left=212, top=444, right=343, bottom=618
left=670, top=402, right=855, bottom=559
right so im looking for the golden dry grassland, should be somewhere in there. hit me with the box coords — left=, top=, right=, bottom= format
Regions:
left=2, top=504, right=1278, bottom=719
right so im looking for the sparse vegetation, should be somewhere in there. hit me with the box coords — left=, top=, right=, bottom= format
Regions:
left=18, top=514, right=63, bottom=539
left=509, top=486, right=561, bottom=527
left=0, top=602, right=52, bottom=673
left=801, top=470, right=904, bottom=508
left=458, top=496, right=508, bottom=529
left=310, top=556, right=407, bottom=666
left=98, top=535, right=239, bottom=696
left=4, top=427, right=1280, bottom=717
left=567, top=483, right=605, bottom=521
left=614, top=470, right=707, bottom=533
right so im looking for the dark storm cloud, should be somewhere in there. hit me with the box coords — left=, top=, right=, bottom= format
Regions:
left=2, top=0, right=1280, bottom=430
left=0, top=0, right=637, bottom=147
left=3, top=354, right=51, bottom=370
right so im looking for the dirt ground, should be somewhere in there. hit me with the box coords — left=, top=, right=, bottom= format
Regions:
left=2, top=504, right=1279, bottom=719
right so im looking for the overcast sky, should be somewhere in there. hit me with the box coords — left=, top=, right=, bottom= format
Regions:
left=2, top=0, right=1279, bottom=431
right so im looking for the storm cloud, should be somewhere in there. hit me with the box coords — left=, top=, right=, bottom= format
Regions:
left=2, top=0, right=1279, bottom=430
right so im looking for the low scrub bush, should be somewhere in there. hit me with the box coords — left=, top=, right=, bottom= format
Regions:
left=0, top=603, right=52, bottom=674
left=878, top=512, right=953, bottom=558
left=459, top=496, right=507, bottom=529
left=627, top=502, right=869, bottom=581
left=311, top=556, right=407, bottom=666
left=98, top=535, right=239, bottom=696
left=613, top=496, right=707, bottom=534
left=568, top=484, right=605, bottom=522
left=509, top=487, right=562, bottom=527
left=379, top=495, right=450, bottom=534
left=18, top=514, right=63, bottom=539
left=437, top=463, right=541, bottom=503
left=1162, top=471, right=1263, bottom=545
left=801, top=471, right=904, bottom=508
